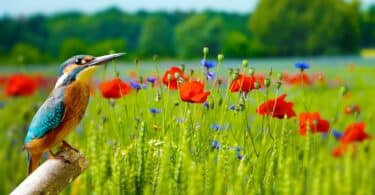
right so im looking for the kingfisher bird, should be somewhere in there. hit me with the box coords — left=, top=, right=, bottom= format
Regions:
left=24, top=53, right=124, bottom=174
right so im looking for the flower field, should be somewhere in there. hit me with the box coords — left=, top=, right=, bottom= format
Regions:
left=0, top=51, right=375, bottom=194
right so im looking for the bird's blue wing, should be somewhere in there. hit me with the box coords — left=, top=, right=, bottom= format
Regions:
left=24, top=87, right=66, bottom=144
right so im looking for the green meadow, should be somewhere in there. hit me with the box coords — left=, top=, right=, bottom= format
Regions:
left=0, top=57, right=374, bottom=194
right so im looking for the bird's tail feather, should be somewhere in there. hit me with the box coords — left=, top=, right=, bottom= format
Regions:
left=27, top=151, right=42, bottom=175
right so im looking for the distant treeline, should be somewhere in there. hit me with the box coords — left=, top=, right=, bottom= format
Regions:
left=0, top=0, right=374, bottom=65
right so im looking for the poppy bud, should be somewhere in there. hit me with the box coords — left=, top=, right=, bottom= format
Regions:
left=181, top=64, right=186, bottom=72
left=96, top=107, right=102, bottom=115
left=218, top=97, right=223, bottom=106
left=218, top=54, right=224, bottom=62
left=210, top=100, right=215, bottom=109
left=249, top=67, right=255, bottom=76
left=340, top=86, right=348, bottom=96
left=277, top=72, right=283, bottom=80
left=228, top=68, right=233, bottom=75
left=109, top=99, right=116, bottom=107
left=190, top=69, right=194, bottom=77
left=203, top=47, right=209, bottom=56
left=238, top=104, right=245, bottom=111
left=217, top=79, right=222, bottom=85
left=276, top=81, right=282, bottom=89
left=242, top=60, right=248, bottom=68
left=265, top=78, right=271, bottom=87
left=254, top=81, right=260, bottom=89
left=268, top=68, right=273, bottom=76
left=232, top=73, right=239, bottom=80
left=155, top=93, right=161, bottom=101
left=115, top=71, right=120, bottom=77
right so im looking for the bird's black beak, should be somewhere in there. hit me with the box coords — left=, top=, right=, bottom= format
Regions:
left=87, top=53, right=125, bottom=66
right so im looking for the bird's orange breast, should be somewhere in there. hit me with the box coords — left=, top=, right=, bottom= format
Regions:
left=26, top=82, right=90, bottom=153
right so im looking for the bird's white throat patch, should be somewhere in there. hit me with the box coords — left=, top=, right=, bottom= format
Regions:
left=54, top=73, right=68, bottom=88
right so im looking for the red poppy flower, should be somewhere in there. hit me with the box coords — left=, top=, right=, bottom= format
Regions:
left=332, top=145, right=348, bottom=157
left=5, top=74, right=38, bottom=97
left=312, top=72, right=325, bottom=83
left=332, top=122, right=371, bottom=157
left=298, top=112, right=330, bottom=135
left=0, top=75, right=9, bottom=87
left=98, top=78, right=132, bottom=99
left=256, top=94, right=296, bottom=119
left=343, top=105, right=360, bottom=115
left=229, top=74, right=264, bottom=93
left=348, top=63, right=355, bottom=71
left=162, top=66, right=187, bottom=90
left=283, top=72, right=312, bottom=86
left=179, top=81, right=210, bottom=103
left=340, top=122, right=370, bottom=144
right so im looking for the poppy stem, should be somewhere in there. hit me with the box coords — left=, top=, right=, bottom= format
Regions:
left=245, top=117, right=259, bottom=157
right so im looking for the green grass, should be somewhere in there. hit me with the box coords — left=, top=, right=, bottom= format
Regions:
left=0, top=63, right=374, bottom=195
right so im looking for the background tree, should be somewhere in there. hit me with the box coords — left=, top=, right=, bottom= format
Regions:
left=87, top=39, right=127, bottom=56
left=9, top=43, right=44, bottom=65
left=361, top=5, right=375, bottom=48
left=223, top=31, right=249, bottom=58
left=59, top=38, right=87, bottom=60
left=138, top=16, right=173, bottom=57
left=0, top=5, right=373, bottom=65
left=249, top=0, right=361, bottom=56
left=174, top=14, right=224, bottom=58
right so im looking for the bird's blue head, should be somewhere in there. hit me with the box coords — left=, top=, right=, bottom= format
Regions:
left=55, top=53, right=125, bottom=88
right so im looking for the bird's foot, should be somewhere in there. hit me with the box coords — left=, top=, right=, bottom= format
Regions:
left=47, top=150, right=72, bottom=164
left=61, top=140, right=79, bottom=153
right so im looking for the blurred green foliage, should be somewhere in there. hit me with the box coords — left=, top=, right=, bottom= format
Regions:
left=0, top=1, right=374, bottom=64
left=250, top=0, right=362, bottom=56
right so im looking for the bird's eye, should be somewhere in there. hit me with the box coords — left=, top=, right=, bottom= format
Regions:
left=75, top=58, right=82, bottom=64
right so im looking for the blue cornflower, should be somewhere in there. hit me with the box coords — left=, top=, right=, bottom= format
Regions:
left=321, top=133, right=328, bottom=139
left=130, top=80, right=146, bottom=90
left=236, top=153, right=243, bottom=160
left=210, top=124, right=221, bottom=131
left=294, top=62, right=310, bottom=71
left=236, top=146, right=242, bottom=153
left=107, top=140, right=118, bottom=147
left=212, top=140, right=220, bottom=149
left=147, top=77, right=157, bottom=84
left=0, top=102, right=4, bottom=109
left=210, top=123, right=228, bottom=131
left=332, top=129, right=343, bottom=140
left=76, top=125, right=84, bottom=134
left=229, top=104, right=236, bottom=111
left=206, top=71, right=216, bottom=81
left=149, top=108, right=161, bottom=114
left=203, top=102, right=210, bottom=109
left=201, top=59, right=217, bottom=69
left=177, top=117, right=185, bottom=123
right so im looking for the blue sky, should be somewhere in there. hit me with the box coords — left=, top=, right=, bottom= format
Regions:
left=1, top=0, right=373, bottom=16
left=1, top=0, right=257, bottom=16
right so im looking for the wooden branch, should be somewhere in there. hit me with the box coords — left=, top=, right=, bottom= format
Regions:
left=11, top=147, right=89, bottom=195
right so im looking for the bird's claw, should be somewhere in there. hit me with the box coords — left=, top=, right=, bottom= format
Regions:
left=49, top=155, right=72, bottom=164
left=61, top=141, right=79, bottom=153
